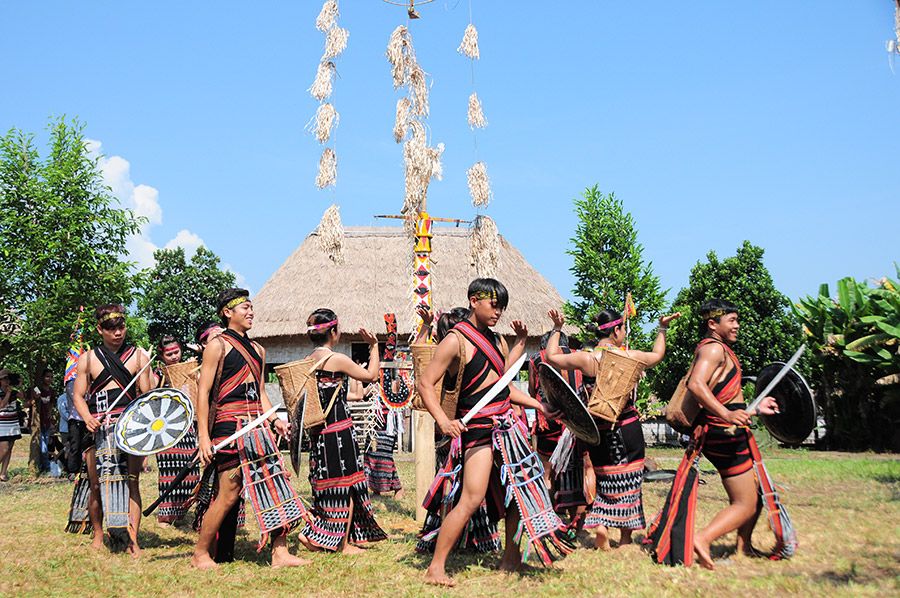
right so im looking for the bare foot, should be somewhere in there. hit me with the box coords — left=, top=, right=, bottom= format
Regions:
left=499, top=555, right=520, bottom=573
left=594, top=528, right=611, bottom=551
left=341, top=544, right=365, bottom=556
left=157, top=521, right=172, bottom=529
left=693, top=539, right=715, bottom=570
left=618, top=530, right=634, bottom=547
left=128, top=543, right=142, bottom=560
left=271, top=552, right=311, bottom=568
left=424, top=567, right=456, bottom=587
left=296, top=534, right=322, bottom=553
left=191, top=553, right=219, bottom=570
left=90, top=534, right=104, bottom=550
left=393, top=489, right=405, bottom=500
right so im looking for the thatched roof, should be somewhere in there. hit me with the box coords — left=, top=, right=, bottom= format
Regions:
left=251, top=226, right=572, bottom=341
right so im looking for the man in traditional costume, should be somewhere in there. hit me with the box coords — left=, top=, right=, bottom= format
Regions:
left=545, top=308, right=680, bottom=550
left=414, top=306, right=503, bottom=556
left=645, top=299, right=783, bottom=569
left=152, top=335, right=200, bottom=527
left=191, top=288, right=310, bottom=569
left=418, top=278, right=573, bottom=587
left=295, top=308, right=388, bottom=554
left=72, top=305, right=152, bottom=555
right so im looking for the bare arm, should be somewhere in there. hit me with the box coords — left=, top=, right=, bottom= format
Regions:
left=505, top=320, right=528, bottom=370
left=0, top=386, right=11, bottom=409
left=256, top=346, right=289, bottom=438
left=414, top=305, right=433, bottom=345
left=625, top=312, right=681, bottom=368
left=417, top=333, right=466, bottom=438
left=137, top=349, right=152, bottom=395
left=72, top=352, right=98, bottom=430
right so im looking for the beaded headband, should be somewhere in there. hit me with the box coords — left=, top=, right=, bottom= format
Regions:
left=221, top=296, right=249, bottom=314
left=597, top=317, right=623, bottom=330
left=471, top=291, right=498, bottom=302
left=307, top=319, right=338, bottom=333
left=703, top=309, right=727, bottom=320
left=98, top=311, right=125, bottom=324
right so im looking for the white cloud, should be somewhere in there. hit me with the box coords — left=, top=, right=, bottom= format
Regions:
left=86, top=138, right=243, bottom=282
left=222, top=263, right=249, bottom=293
left=164, top=229, right=204, bottom=257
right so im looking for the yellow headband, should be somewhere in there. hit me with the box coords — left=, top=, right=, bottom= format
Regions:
left=704, top=309, right=726, bottom=320
left=471, top=291, right=497, bottom=302
left=222, top=296, right=249, bottom=314
left=99, top=312, right=125, bottom=324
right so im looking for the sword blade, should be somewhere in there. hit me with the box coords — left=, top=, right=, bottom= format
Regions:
left=213, top=404, right=279, bottom=453
left=460, top=354, right=527, bottom=426
left=748, top=344, right=806, bottom=414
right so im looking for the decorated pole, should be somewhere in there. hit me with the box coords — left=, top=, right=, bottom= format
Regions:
left=412, top=210, right=435, bottom=521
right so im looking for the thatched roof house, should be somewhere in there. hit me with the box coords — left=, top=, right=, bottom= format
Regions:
left=252, top=226, right=573, bottom=365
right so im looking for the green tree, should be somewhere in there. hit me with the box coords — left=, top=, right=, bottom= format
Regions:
left=650, top=241, right=803, bottom=406
left=794, top=270, right=900, bottom=451
left=565, top=185, right=666, bottom=347
left=135, top=246, right=235, bottom=348
left=0, top=118, right=142, bottom=380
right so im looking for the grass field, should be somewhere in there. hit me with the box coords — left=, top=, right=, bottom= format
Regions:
left=0, top=439, right=897, bottom=597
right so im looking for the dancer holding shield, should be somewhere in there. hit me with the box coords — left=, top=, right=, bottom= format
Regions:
left=544, top=307, right=680, bottom=551
left=645, top=299, right=788, bottom=570
left=71, top=304, right=152, bottom=555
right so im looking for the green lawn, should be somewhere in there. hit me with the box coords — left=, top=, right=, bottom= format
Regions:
left=0, top=439, right=897, bottom=597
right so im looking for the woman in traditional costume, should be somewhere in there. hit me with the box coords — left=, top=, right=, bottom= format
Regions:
left=419, top=279, right=572, bottom=587
left=152, top=335, right=200, bottom=527
left=297, top=309, right=387, bottom=554
left=0, top=370, right=23, bottom=482
left=191, top=289, right=309, bottom=569
left=545, top=307, right=679, bottom=550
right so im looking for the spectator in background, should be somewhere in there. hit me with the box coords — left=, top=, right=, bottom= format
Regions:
left=29, top=369, right=56, bottom=475
left=0, top=370, right=23, bottom=481
left=64, top=374, right=86, bottom=475
left=57, top=390, right=70, bottom=474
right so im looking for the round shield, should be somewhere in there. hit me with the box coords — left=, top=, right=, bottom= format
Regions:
left=755, top=362, right=816, bottom=445
left=114, top=387, right=194, bottom=456
left=538, top=362, right=601, bottom=445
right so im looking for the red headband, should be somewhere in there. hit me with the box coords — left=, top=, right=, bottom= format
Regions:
left=307, top=319, right=338, bottom=333
left=597, top=318, right=623, bottom=330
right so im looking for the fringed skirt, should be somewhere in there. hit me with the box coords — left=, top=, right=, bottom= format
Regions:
left=554, top=449, right=587, bottom=511
left=584, top=417, right=646, bottom=530
left=236, top=425, right=309, bottom=550
left=420, top=410, right=574, bottom=565
left=65, top=460, right=92, bottom=534
left=364, top=430, right=402, bottom=494
left=301, top=409, right=387, bottom=551
left=95, top=426, right=131, bottom=551
left=156, top=426, right=200, bottom=523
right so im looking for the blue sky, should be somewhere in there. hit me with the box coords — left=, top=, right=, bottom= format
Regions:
left=1, top=1, right=897, bottom=305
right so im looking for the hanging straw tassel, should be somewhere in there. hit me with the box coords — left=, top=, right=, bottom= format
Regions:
left=308, top=103, right=339, bottom=144
left=386, top=26, right=414, bottom=88
left=323, top=26, right=349, bottom=60
left=309, top=61, right=336, bottom=101
left=427, top=143, right=444, bottom=181
left=470, top=215, right=500, bottom=278
left=466, top=161, right=492, bottom=207
left=315, top=204, right=345, bottom=264
left=315, top=147, right=337, bottom=189
left=409, top=62, right=429, bottom=117
left=467, top=92, right=487, bottom=129
left=457, top=23, right=480, bottom=60
left=315, top=0, right=339, bottom=33
left=393, top=98, right=411, bottom=143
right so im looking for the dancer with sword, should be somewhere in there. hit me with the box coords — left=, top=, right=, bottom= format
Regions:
left=646, top=299, right=798, bottom=569
left=418, top=278, right=573, bottom=587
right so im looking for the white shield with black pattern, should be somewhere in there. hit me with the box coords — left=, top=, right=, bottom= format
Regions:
left=114, top=388, right=194, bottom=456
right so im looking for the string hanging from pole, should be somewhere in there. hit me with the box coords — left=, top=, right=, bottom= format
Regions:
left=308, top=0, right=349, bottom=189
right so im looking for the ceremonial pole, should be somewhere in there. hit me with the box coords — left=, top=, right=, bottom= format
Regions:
left=412, top=211, right=435, bottom=522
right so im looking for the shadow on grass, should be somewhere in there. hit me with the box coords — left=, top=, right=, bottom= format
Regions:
left=139, top=531, right=194, bottom=550
left=371, top=494, right=415, bottom=518
left=397, top=545, right=564, bottom=583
